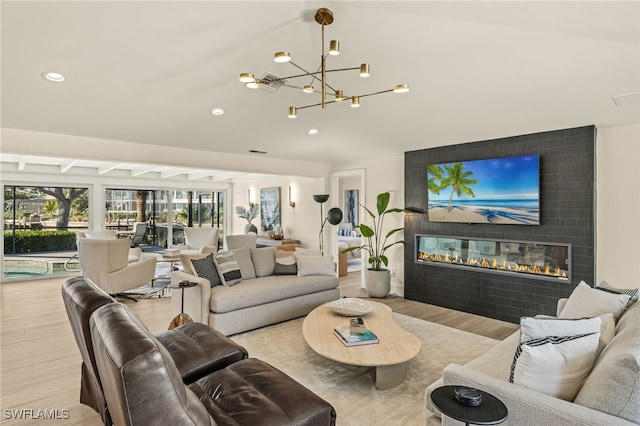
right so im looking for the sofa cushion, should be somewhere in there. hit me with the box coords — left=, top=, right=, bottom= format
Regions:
left=296, top=255, right=335, bottom=276
left=559, top=281, right=630, bottom=321
left=509, top=332, right=600, bottom=401
left=231, top=248, right=256, bottom=279
left=209, top=275, right=339, bottom=314
left=250, top=247, right=275, bottom=277
left=597, top=280, right=639, bottom=309
left=212, top=251, right=242, bottom=286
left=573, top=313, right=640, bottom=423
left=274, top=251, right=297, bottom=276
left=191, top=253, right=222, bottom=287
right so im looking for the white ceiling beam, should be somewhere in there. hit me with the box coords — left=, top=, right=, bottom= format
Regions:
left=98, top=163, right=124, bottom=174
left=60, top=159, right=78, bottom=173
left=160, top=169, right=187, bottom=179
left=211, top=172, right=242, bottom=182
left=17, top=156, right=27, bottom=170
left=187, top=171, right=216, bottom=180
left=130, top=166, right=156, bottom=177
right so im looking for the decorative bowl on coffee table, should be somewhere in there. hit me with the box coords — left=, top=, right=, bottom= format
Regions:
left=326, top=298, right=372, bottom=316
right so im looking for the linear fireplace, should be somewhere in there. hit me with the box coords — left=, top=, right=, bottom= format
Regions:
left=415, top=234, right=571, bottom=283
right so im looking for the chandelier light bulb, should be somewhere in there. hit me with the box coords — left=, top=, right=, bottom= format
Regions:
left=351, top=97, right=360, bottom=108
left=335, top=90, right=344, bottom=102
left=303, top=85, right=314, bottom=93
left=329, top=40, right=340, bottom=55
left=393, top=84, right=410, bottom=93
left=239, top=73, right=255, bottom=83
left=288, top=106, right=297, bottom=118
left=246, top=81, right=259, bottom=89
left=360, top=64, right=370, bottom=78
left=274, top=51, right=292, bottom=63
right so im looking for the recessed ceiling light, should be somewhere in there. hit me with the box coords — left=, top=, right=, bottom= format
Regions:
left=210, top=108, right=225, bottom=115
left=41, top=71, right=65, bottom=82
left=308, top=129, right=319, bottom=135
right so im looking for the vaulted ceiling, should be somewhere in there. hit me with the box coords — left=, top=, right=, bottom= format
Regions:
left=2, top=1, right=639, bottom=170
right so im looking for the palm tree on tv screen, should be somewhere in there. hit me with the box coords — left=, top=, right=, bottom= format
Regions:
left=439, top=163, right=479, bottom=212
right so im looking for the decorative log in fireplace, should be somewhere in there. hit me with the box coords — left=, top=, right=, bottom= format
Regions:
left=415, top=234, right=571, bottom=282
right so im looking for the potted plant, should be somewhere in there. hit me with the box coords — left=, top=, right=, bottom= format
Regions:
left=343, top=192, right=408, bottom=297
left=235, top=205, right=259, bottom=234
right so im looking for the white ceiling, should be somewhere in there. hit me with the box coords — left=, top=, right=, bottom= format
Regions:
left=1, top=1, right=639, bottom=171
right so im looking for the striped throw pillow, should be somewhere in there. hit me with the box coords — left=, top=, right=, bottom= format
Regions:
left=212, top=251, right=242, bottom=286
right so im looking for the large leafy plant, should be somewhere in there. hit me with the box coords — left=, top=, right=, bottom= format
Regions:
left=235, top=204, right=259, bottom=224
left=343, top=192, right=407, bottom=271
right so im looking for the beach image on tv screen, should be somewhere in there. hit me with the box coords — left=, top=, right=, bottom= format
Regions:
left=427, top=155, right=540, bottom=225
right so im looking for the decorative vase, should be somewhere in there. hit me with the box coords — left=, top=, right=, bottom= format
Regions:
left=245, top=223, right=257, bottom=234
left=365, top=269, right=391, bottom=298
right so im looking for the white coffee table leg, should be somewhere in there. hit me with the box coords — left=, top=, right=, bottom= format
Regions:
left=375, top=363, right=407, bottom=390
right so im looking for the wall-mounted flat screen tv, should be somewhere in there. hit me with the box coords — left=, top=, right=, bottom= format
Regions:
left=427, top=154, right=540, bottom=225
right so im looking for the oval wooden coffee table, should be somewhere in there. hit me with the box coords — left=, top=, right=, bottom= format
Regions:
left=302, top=300, right=422, bottom=390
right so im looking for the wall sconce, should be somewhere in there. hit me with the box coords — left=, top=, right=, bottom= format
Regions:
left=288, top=186, right=296, bottom=208
left=248, top=189, right=255, bottom=208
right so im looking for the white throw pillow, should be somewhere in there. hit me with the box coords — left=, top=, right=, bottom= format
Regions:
left=559, top=281, right=630, bottom=321
left=296, top=255, right=335, bottom=276
left=522, top=314, right=615, bottom=357
left=510, top=332, right=600, bottom=401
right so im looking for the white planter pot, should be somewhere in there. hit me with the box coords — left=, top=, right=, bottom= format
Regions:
left=365, top=269, right=391, bottom=298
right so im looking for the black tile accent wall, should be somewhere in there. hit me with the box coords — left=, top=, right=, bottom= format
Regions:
left=404, top=126, right=596, bottom=323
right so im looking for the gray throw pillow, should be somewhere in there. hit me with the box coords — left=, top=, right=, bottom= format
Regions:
left=250, top=247, right=275, bottom=277
left=212, top=251, right=242, bottom=286
left=231, top=247, right=256, bottom=279
left=191, top=253, right=221, bottom=287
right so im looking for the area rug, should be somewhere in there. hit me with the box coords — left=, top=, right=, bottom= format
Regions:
left=230, top=313, right=500, bottom=426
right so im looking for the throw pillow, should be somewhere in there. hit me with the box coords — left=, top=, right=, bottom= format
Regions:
left=521, top=314, right=614, bottom=357
left=179, top=253, right=207, bottom=275
left=231, top=247, right=256, bottom=279
left=559, top=281, right=630, bottom=322
left=597, top=280, right=639, bottom=308
left=190, top=253, right=221, bottom=288
left=274, top=250, right=297, bottom=276
left=574, top=325, right=640, bottom=423
left=296, top=255, right=335, bottom=277
left=212, top=251, right=242, bottom=286
left=250, top=247, right=276, bottom=277
left=509, top=332, right=600, bottom=401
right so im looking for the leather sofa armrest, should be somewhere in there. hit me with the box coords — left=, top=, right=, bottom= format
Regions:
left=157, top=323, right=247, bottom=384
left=170, top=271, right=211, bottom=325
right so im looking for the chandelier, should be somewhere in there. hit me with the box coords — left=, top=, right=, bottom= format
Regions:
left=238, top=8, right=409, bottom=118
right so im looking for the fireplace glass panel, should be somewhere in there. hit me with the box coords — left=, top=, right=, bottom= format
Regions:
left=415, top=235, right=570, bottom=282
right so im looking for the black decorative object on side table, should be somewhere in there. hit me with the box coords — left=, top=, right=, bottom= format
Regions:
left=430, top=385, right=508, bottom=426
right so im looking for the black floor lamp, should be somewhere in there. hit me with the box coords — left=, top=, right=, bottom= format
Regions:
left=313, top=194, right=342, bottom=254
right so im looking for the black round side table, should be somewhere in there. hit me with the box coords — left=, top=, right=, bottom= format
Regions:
left=430, top=385, right=508, bottom=426
left=168, top=281, right=198, bottom=329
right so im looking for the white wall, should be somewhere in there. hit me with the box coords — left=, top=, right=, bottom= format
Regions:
left=596, top=123, right=640, bottom=286
left=230, top=176, right=326, bottom=250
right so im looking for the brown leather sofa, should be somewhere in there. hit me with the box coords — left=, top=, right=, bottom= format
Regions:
left=62, top=277, right=248, bottom=425
left=90, top=302, right=336, bottom=425
left=62, top=277, right=336, bottom=426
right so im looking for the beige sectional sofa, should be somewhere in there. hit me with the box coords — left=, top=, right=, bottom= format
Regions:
left=425, top=282, right=640, bottom=426
left=170, top=247, right=340, bottom=336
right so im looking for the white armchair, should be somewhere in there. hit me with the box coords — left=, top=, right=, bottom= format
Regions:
left=77, top=238, right=157, bottom=300
left=225, top=232, right=257, bottom=250
left=173, top=227, right=219, bottom=255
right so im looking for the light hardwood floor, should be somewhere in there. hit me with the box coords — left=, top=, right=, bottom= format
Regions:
left=0, top=273, right=517, bottom=424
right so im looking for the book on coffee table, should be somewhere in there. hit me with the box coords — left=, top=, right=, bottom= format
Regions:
left=333, top=326, right=379, bottom=346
